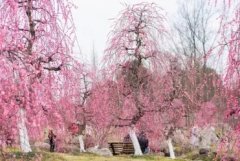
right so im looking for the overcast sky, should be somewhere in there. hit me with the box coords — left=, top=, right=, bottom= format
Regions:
left=72, top=0, right=178, bottom=65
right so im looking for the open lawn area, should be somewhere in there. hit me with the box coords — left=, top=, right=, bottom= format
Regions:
left=1, top=152, right=186, bottom=161
left=40, top=153, right=187, bottom=161
left=0, top=150, right=216, bottom=161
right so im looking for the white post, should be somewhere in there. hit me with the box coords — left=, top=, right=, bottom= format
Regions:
left=167, top=138, right=175, bottom=159
left=129, top=128, right=142, bottom=156
left=78, top=134, right=86, bottom=152
left=18, top=108, right=32, bottom=153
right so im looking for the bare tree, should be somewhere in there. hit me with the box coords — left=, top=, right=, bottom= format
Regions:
left=172, top=0, right=218, bottom=68
left=170, top=0, right=221, bottom=126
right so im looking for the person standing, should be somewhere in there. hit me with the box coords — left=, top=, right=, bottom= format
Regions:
left=48, top=130, right=56, bottom=152
left=138, top=131, right=149, bottom=154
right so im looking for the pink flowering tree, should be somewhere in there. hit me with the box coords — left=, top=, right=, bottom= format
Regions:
left=209, top=0, right=240, bottom=159
left=0, top=0, right=77, bottom=152
left=46, top=60, right=89, bottom=152
left=86, top=79, right=118, bottom=148
left=104, top=2, right=165, bottom=155
left=102, top=3, right=185, bottom=156
left=69, top=68, right=93, bottom=152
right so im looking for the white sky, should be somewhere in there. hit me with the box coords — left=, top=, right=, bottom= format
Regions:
left=72, top=0, right=178, bottom=65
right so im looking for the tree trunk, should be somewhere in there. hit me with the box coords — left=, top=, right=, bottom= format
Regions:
left=129, top=128, right=142, bottom=155
left=18, top=108, right=32, bottom=153
left=167, top=138, right=175, bottom=159
left=78, top=134, right=86, bottom=152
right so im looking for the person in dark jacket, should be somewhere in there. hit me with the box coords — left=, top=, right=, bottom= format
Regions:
left=48, top=130, right=56, bottom=152
left=138, top=131, right=149, bottom=154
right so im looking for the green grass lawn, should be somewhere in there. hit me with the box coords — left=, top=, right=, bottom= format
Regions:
left=40, top=152, right=188, bottom=161
left=1, top=148, right=215, bottom=161
left=1, top=150, right=188, bottom=161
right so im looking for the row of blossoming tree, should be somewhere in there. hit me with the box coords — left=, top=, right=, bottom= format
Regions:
left=0, top=0, right=239, bottom=160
